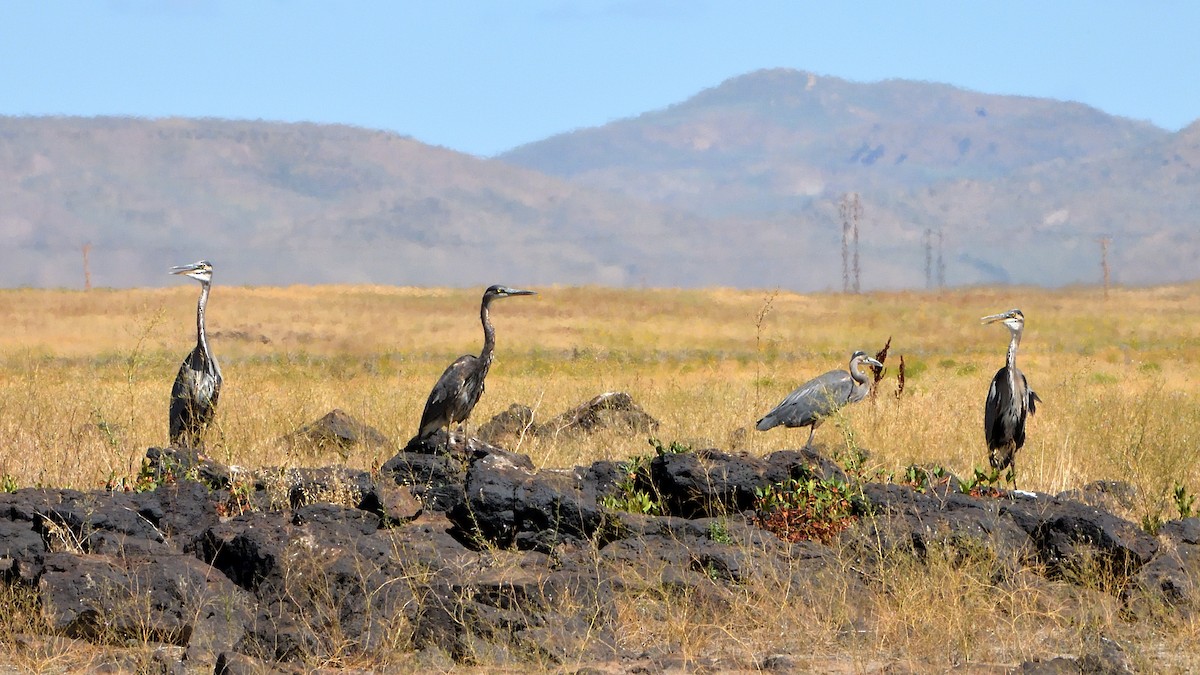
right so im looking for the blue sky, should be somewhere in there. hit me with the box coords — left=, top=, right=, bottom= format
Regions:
left=3, top=1, right=1197, bottom=157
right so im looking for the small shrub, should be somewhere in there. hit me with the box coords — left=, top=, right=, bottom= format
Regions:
left=601, top=452, right=662, bottom=515
left=899, top=464, right=954, bottom=493
left=753, top=473, right=861, bottom=545
left=648, top=437, right=691, bottom=455
left=1174, top=483, right=1195, bottom=519
left=217, top=474, right=258, bottom=518
left=707, top=518, right=732, bottom=544
left=955, top=466, right=1005, bottom=498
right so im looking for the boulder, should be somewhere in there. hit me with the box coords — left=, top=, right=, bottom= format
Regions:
left=280, top=408, right=394, bottom=458
left=848, top=482, right=1032, bottom=565
left=538, top=392, right=659, bottom=437
left=647, top=447, right=848, bottom=520
left=476, top=403, right=536, bottom=444
left=448, top=452, right=603, bottom=552
left=1001, top=494, right=1159, bottom=581
left=37, top=550, right=251, bottom=653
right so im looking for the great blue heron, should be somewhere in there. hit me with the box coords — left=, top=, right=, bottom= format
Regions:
left=756, top=350, right=885, bottom=448
left=169, top=260, right=222, bottom=448
left=981, top=308, right=1041, bottom=480
left=416, top=285, right=537, bottom=439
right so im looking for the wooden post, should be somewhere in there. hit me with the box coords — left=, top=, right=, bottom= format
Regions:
left=82, top=243, right=92, bottom=290
left=1097, top=236, right=1112, bottom=298
left=839, top=193, right=862, bottom=293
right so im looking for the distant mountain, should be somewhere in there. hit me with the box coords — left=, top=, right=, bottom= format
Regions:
left=1, top=69, right=1196, bottom=290
left=500, top=68, right=1165, bottom=213
left=499, top=68, right=1197, bottom=287
left=0, top=116, right=714, bottom=288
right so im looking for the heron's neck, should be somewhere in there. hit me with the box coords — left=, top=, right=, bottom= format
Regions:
left=1006, top=330, right=1021, bottom=370
left=479, top=298, right=496, bottom=365
left=196, top=282, right=213, bottom=366
left=849, top=359, right=870, bottom=384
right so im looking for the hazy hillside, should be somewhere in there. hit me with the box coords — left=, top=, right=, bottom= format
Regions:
left=500, top=69, right=1197, bottom=287
left=499, top=68, right=1165, bottom=213
left=0, top=117, right=716, bottom=288
left=1, top=69, right=1196, bottom=290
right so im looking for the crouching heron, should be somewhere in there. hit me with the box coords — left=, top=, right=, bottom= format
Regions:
left=756, top=350, right=884, bottom=448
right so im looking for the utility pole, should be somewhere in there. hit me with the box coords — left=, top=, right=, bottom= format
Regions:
left=839, top=193, right=862, bottom=293
left=1097, top=236, right=1112, bottom=298
left=923, top=228, right=932, bottom=289
left=936, top=228, right=945, bottom=289
left=82, top=243, right=92, bottom=290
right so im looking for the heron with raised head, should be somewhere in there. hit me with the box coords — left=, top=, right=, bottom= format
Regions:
left=416, top=285, right=537, bottom=440
left=169, top=260, right=222, bottom=448
left=981, top=308, right=1041, bottom=482
left=756, top=350, right=885, bottom=448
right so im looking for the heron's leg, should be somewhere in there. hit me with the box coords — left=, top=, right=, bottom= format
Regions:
left=803, top=426, right=816, bottom=449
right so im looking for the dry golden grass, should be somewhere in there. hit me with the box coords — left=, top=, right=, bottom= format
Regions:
left=3, top=282, right=1199, bottom=502
left=3, top=282, right=1200, bottom=670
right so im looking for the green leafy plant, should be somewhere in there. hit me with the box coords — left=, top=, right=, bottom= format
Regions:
left=707, top=517, right=733, bottom=544
left=648, top=437, right=691, bottom=455
left=1174, top=482, right=1195, bottom=519
left=753, top=472, right=861, bottom=545
left=601, top=452, right=662, bottom=515
left=0, top=474, right=17, bottom=493
left=955, top=466, right=1005, bottom=498
left=899, top=464, right=954, bottom=494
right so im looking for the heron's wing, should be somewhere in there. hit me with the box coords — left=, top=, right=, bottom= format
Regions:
left=418, top=355, right=477, bottom=434
left=169, top=347, right=221, bottom=442
left=757, top=370, right=852, bottom=430
left=1025, top=375, right=1041, bottom=415
left=209, top=371, right=222, bottom=409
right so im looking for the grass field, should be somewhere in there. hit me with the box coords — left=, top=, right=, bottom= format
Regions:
left=2, top=282, right=1198, bottom=514
left=2, top=282, right=1200, bottom=670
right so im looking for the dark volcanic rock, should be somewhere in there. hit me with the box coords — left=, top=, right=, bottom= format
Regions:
left=37, top=550, right=251, bottom=651
left=647, top=447, right=846, bottom=519
left=282, top=408, right=394, bottom=457
left=0, top=481, right=225, bottom=580
left=476, top=403, right=536, bottom=444
left=449, top=452, right=603, bottom=552
left=0, top=518, right=47, bottom=582
left=1002, top=494, right=1159, bottom=580
left=195, top=508, right=418, bottom=662
left=1057, top=480, right=1139, bottom=516
left=0, top=439, right=1191, bottom=669
left=144, top=445, right=237, bottom=490
left=650, top=449, right=763, bottom=518
left=539, top=391, right=659, bottom=437
left=382, top=432, right=531, bottom=513
left=1129, top=518, right=1200, bottom=610
left=1161, top=517, right=1200, bottom=545
left=849, top=483, right=1032, bottom=564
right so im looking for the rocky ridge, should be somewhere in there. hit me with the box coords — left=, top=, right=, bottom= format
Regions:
left=0, top=403, right=1194, bottom=672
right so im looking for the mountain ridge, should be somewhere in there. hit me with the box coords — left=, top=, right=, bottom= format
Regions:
left=1, top=68, right=1195, bottom=290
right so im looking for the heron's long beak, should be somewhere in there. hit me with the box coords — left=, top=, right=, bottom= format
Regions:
left=980, top=312, right=1009, bottom=325
left=170, top=263, right=203, bottom=276
left=865, top=357, right=884, bottom=369
left=506, top=288, right=537, bottom=297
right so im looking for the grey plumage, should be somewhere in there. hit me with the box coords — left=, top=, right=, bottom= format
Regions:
left=756, top=350, right=885, bottom=448
left=981, top=308, right=1041, bottom=475
left=169, top=260, right=222, bottom=448
left=417, top=285, right=536, bottom=439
